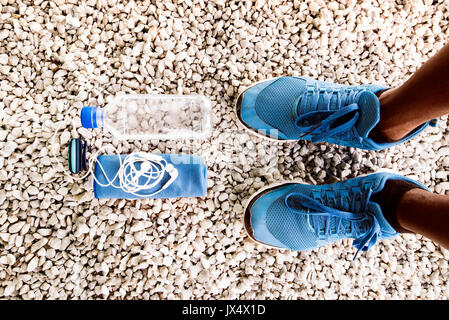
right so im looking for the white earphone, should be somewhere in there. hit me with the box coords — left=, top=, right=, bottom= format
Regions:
left=95, top=152, right=179, bottom=197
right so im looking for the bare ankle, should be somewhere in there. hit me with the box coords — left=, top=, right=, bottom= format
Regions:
left=371, top=87, right=423, bottom=142
left=372, top=123, right=411, bottom=143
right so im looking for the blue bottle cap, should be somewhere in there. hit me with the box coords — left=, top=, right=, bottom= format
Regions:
left=81, top=106, right=98, bottom=128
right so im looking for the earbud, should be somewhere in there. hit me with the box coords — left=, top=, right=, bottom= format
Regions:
left=139, top=161, right=153, bottom=175
left=165, top=163, right=175, bottom=173
left=162, top=164, right=178, bottom=190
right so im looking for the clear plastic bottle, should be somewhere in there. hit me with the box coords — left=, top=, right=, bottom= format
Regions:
left=81, top=94, right=212, bottom=140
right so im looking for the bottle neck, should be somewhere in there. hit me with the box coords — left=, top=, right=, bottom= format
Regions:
left=96, top=108, right=104, bottom=128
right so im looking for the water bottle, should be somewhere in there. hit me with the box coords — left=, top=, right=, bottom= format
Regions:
left=81, top=94, right=212, bottom=140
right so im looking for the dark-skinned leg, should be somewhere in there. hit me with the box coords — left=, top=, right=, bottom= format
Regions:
left=371, top=180, right=449, bottom=250
left=372, top=42, right=449, bottom=142
left=396, top=188, right=449, bottom=250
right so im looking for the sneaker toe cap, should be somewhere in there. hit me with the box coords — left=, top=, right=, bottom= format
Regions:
left=249, top=192, right=287, bottom=249
left=249, top=187, right=335, bottom=251
left=238, top=79, right=288, bottom=139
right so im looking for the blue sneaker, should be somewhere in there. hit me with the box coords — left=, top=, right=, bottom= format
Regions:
left=244, top=172, right=428, bottom=257
left=235, top=76, right=437, bottom=150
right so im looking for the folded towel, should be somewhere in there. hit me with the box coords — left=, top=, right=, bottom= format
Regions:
left=93, top=153, right=207, bottom=199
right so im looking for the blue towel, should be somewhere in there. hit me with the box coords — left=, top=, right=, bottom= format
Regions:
left=93, top=154, right=207, bottom=199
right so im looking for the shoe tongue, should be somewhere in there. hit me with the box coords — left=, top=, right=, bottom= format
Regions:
left=355, top=91, right=381, bottom=138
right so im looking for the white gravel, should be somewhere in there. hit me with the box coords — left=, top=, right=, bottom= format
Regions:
left=1, top=0, right=449, bottom=299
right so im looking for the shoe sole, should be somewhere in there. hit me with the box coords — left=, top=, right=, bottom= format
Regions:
left=242, top=169, right=402, bottom=250
left=233, top=76, right=299, bottom=143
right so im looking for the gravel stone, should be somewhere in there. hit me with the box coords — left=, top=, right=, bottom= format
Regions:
left=0, top=0, right=448, bottom=300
